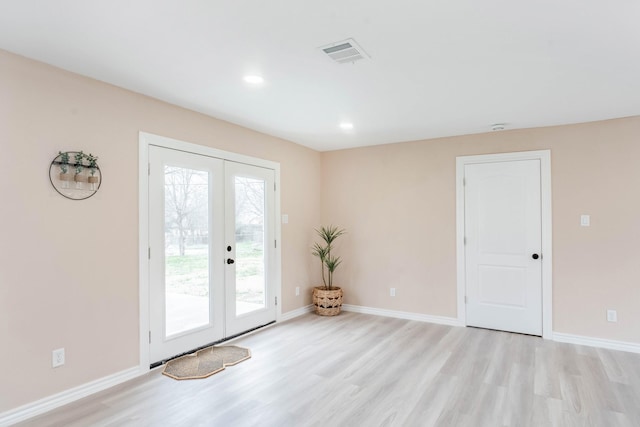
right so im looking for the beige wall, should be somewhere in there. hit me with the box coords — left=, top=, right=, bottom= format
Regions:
left=3, top=46, right=640, bottom=415
left=0, top=50, right=322, bottom=412
left=322, top=117, right=640, bottom=344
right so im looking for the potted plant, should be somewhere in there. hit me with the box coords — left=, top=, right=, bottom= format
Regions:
left=86, top=153, right=99, bottom=190
left=58, top=151, right=72, bottom=189
left=312, top=225, right=346, bottom=316
left=74, top=151, right=86, bottom=188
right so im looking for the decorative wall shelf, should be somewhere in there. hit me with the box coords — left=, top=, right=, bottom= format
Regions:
left=49, top=151, right=102, bottom=200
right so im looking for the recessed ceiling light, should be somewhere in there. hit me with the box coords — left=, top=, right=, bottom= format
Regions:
left=339, top=122, right=354, bottom=130
left=243, top=75, right=264, bottom=84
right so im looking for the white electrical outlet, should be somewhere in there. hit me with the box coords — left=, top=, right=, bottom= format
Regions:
left=390, top=288, right=396, bottom=297
left=607, top=309, right=617, bottom=323
left=52, top=348, right=65, bottom=368
left=295, top=286, right=300, bottom=296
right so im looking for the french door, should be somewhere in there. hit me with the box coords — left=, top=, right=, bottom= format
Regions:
left=224, top=161, right=276, bottom=336
left=149, top=145, right=276, bottom=363
left=464, top=159, right=543, bottom=336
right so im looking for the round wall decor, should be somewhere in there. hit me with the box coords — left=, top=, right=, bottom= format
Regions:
left=49, top=151, right=102, bottom=200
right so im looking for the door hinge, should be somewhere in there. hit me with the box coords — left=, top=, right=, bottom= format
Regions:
left=274, top=182, right=276, bottom=191
left=274, top=240, right=277, bottom=249
left=275, top=296, right=278, bottom=306
left=148, top=163, right=151, bottom=176
left=463, top=237, right=467, bottom=245
left=148, top=247, right=151, bottom=259
left=463, top=177, right=466, bottom=186
left=148, top=331, right=151, bottom=343
left=465, top=296, right=468, bottom=304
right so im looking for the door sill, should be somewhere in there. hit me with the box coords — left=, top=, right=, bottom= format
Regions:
left=467, top=325, right=542, bottom=338
left=150, top=320, right=276, bottom=369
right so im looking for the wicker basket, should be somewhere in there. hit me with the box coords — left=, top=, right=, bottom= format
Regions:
left=313, top=286, right=343, bottom=316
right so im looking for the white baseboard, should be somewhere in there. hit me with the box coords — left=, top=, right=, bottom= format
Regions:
left=279, top=304, right=313, bottom=322
left=552, top=332, right=640, bottom=354
left=340, top=305, right=640, bottom=354
left=0, top=366, right=144, bottom=426
left=342, top=304, right=463, bottom=327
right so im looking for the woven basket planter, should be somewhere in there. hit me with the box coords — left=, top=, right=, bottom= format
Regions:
left=313, top=286, right=343, bottom=316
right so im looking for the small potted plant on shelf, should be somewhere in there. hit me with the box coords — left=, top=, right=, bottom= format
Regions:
left=74, top=151, right=86, bottom=188
left=312, top=225, right=346, bottom=316
left=58, top=151, right=72, bottom=189
left=86, top=153, right=99, bottom=190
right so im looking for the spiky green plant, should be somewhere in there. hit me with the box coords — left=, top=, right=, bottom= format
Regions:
left=312, top=243, right=328, bottom=287
left=312, top=225, right=346, bottom=289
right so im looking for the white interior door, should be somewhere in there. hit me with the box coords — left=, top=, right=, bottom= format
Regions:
left=224, top=162, right=276, bottom=336
left=464, top=159, right=543, bottom=336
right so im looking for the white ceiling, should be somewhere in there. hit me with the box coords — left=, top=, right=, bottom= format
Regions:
left=1, top=0, right=639, bottom=151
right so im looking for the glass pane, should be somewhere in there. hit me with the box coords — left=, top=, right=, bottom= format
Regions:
left=234, top=176, right=266, bottom=315
left=164, top=166, right=210, bottom=337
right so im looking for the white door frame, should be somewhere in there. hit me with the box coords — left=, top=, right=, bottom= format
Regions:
left=456, top=150, right=552, bottom=339
left=138, top=132, right=282, bottom=371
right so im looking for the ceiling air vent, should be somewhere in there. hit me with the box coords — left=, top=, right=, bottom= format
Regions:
left=320, top=38, right=369, bottom=64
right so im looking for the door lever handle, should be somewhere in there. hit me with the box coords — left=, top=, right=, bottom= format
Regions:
left=532, top=253, right=540, bottom=260
left=227, top=258, right=235, bottom=264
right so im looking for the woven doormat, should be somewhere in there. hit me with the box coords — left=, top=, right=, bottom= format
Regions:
left=162, top=345, right=251, bottom=380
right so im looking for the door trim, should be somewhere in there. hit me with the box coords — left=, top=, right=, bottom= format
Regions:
left=456, top=150, right=552, bottom=339
left=138, top=132, right=282, bottom=371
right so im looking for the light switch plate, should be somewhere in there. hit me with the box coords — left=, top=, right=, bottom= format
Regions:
left=580, top=215, right=590, bottom=227
left=282, top=214, right=289, bottom=224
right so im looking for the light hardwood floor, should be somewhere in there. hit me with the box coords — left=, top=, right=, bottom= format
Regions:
left=18, top=312, right=640, bottom=426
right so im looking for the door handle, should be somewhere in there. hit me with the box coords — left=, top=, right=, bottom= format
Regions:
left=227, top=258, right=235, bottom=264
left=532, top=253, right=540, bottom=260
